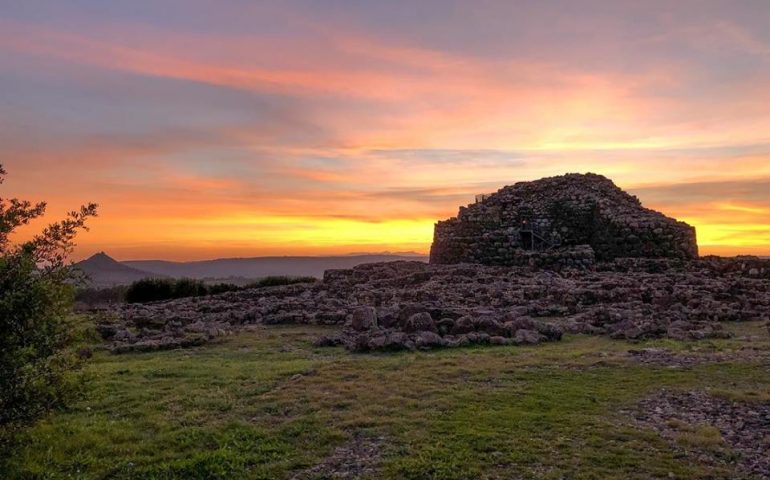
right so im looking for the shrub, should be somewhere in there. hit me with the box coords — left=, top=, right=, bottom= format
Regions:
left=123, top=276, right=315, bottom=304
left=124, top=278, right=175, bottom=303
left=207, top=283, right=240, bottom=295
left=173, top=278, right=208, bottom=298
left=0, top=163, right=97, bottom=451
left=74, top=285, right=128, bottom=307
left=0, top=255, right=81, bottom=425
left=125, top=278, right=238, bottom=303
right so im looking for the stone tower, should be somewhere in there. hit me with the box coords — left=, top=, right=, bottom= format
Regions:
left=429, top=173, right=698, bottom=265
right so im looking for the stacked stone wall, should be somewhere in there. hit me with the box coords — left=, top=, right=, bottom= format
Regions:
left=514, top=245, right=595, bottom=270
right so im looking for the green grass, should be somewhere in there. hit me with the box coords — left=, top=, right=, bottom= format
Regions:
left=4, top=321, right=769, bottom=479
left=670, top=422, right=725, bottom=449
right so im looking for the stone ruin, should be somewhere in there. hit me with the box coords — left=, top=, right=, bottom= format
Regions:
left=430, top=173, right=698, bottom=265
left=98, top=173, right=769, bottom=355
left=100, top=256, right=770, bottom=354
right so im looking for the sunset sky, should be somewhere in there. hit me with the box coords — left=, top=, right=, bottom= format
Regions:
left=2, top=0, right=769, bottom=260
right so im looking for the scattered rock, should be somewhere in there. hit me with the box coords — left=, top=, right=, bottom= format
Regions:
left=629, top=390, right=770, bottom=478
left=291, top=435, right=386, bottom=480
left=313, top=335, right=344, bottom=348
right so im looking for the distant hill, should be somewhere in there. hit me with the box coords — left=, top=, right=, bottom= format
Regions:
left=72, top=252, right=161, bottom=287
left=124, top=254, right=428, bottom=280
left=343, top=251, right=426, bottom=257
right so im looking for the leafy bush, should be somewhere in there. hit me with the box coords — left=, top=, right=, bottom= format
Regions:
left=0, top=256, right=81, bottom=423
left=0, top=163, right=97, bottom=450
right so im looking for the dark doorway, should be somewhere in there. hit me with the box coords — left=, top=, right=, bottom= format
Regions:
left=520, top=230, right=534, bottom=250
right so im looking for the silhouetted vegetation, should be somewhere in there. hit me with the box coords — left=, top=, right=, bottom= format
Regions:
left=207, top=282, right=242, bottom=295
left=74, top=285, right=129, bottom=307
left=122, top=276, right=316, bottom=304
left=125, top=278, right=183, bottom=303
left=244, top=275, right=316, bottom=289
left=0, top=163, right=97, bottom=455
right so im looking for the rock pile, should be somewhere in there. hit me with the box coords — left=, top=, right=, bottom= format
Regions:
left=315, top=305, right=563, bottom=352
left=99, top=256, right=770, bottom=353
left=430, top=173, right=698, bottom=264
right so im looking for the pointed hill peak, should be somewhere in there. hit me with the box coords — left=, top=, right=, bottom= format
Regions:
left=73, top=252, right=162, bottom=287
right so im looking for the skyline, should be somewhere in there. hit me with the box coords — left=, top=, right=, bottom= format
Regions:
left=2, top=1, right=769, bottom=260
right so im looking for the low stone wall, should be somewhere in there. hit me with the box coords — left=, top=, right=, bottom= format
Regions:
left=598, top=255, right=770, bottom=278
left=698, top=255, right=770, bottom=279
left=503, top=245, right=595, bottom=270
left=590, top=211, right=698, bottom=261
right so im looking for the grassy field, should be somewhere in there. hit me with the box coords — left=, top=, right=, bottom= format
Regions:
left=4, top=321, right=770, bottom=479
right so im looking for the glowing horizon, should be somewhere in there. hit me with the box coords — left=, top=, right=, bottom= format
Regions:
left=2, top=1, right=769, bottom=261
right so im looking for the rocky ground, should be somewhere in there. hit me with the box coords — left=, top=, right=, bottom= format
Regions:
left=290, top=435, right=386, bottom=480
left=628, top=390, right=770, bottom=478
left=97, top=256, right=770, bottom=353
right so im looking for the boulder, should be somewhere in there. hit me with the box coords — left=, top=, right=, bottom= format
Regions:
left=503, top=316, right=537, bottom=335
left=312, top=335, right=343, bottom=347
left=351, top=333, right=372, bottom=352
left=514, top=329, right=543, bottom=345
left=387, top=332, right=412, bottom=350
left=450, top=316, right=475, bottom=335
left=367, top=333, right=389, bottom=350
left=474, top=317, right=507, bottom=336
left=436, top=318, right=456, bottom=335
left=95, top=323, right=118, bottom=340
left=535, top=322, right=563, bottom=341
left=403, top=312, right=437, bottom=333
left=415, top=331, right=445, bottom=349
left=489, top=336, right=510, bottom=345
left=350, top=306, right=378, bottom=331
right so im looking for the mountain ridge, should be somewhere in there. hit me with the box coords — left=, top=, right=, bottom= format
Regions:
left=73, top=252, right=162, bottom=287
left=124, top=254, right=428, bottom=279
left=75, top=253, right=430, bottom=286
